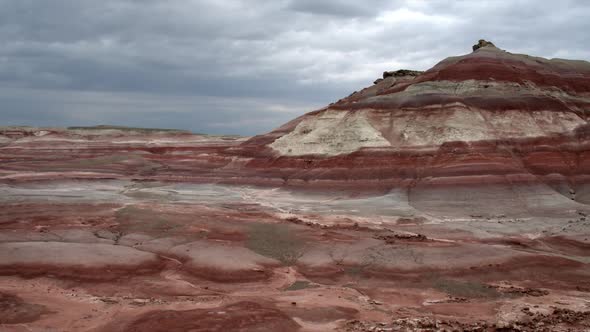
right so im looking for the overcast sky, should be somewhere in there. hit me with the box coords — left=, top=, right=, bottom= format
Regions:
left=1, top=0, right=589, bottom=135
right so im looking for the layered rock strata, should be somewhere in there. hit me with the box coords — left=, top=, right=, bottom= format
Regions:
left=2, top=42, right=590, bottom=198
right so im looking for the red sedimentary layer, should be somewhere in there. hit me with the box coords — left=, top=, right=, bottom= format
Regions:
left=0, top=261, right=166, bottom=281
left=106, top=301, right=301, bottom=332
left=2, top=131, right=590, bottom=195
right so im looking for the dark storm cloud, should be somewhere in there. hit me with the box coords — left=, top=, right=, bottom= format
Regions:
left=1, top=0, right=589, bottom=135
left=286, top=0, right=390, bottom=17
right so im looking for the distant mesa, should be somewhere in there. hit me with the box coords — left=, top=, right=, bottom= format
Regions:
left=67, top=125, right=191, bottom=134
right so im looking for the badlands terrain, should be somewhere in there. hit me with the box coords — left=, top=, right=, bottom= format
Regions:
left=2, top=41, right=590, bottom=331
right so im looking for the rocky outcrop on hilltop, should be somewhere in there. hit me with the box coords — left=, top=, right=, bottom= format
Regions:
left=374, top=69, right=424, bottom=85
left=472, top=39, right=496, bottom=51
left=382, top=69, right=424, bottom=79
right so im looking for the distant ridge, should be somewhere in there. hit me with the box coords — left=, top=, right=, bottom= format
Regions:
left=66, top=125, right=192, bottom=134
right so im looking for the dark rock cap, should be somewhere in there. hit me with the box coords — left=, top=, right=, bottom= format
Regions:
left=472, top=39, right=496, bottom=51
left=382, top=69, right=424, bottom=79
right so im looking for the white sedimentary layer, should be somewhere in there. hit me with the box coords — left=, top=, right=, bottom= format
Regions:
left=270, top=107, right=585, bottom=156
left=374, top=108, right=585, bottom=147
left=269, top=78, right=588, bottom=156
left=269, top=109, right=391, bottom=156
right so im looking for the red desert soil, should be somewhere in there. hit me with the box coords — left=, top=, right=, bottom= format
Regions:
left=105, top=301, right=301, bottom=332
left=1, top=41, right=590, bottom=331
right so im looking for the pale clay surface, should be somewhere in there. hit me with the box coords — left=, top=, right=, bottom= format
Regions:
left=269, top=109, right=391, bottom=156
left=270, top=107, right=584, bottom=156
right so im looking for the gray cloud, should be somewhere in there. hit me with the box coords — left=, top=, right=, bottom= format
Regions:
left=1, top=0, right=589, bottom=135
left=286, top=0, right=390, bottom=17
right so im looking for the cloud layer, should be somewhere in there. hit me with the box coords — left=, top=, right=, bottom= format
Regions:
left=1, top=0, right=589, bottom=135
